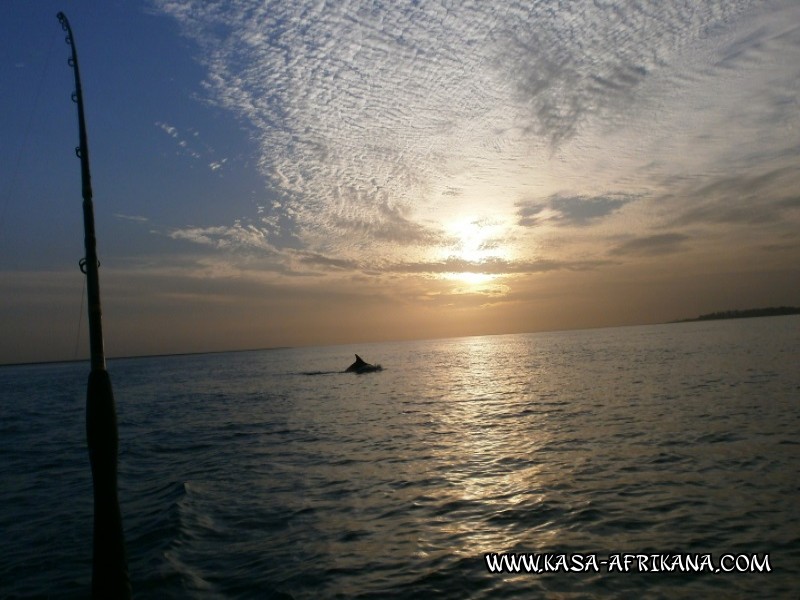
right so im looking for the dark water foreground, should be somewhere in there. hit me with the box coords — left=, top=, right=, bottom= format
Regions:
left=1, top=317, right=798, bottom=598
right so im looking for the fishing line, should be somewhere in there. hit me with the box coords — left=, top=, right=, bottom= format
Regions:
left=74, top=279, right=86, bottom=360
left=0, top=29, right=59, bottom=244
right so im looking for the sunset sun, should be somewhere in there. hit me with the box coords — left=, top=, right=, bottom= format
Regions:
left=441, top=218, right=509, bottom=285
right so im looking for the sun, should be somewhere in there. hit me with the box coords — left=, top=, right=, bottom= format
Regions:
left=441, top=218, right=509, bottom=285
left=449, top=219, right=492, bottom=262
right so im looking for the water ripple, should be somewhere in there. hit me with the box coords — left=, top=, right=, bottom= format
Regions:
left=1, top=318, right=798, bottom=598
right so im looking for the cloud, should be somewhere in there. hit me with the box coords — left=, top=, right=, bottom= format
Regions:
left=384, top=256, right=611, bottom=275
left=151, top=0, right=762, bottom=251
left=169, top=222, right=278, bottom=254
left=162, top=225, right=612, bottom=278
left=609, top=233, right=690, bottom=257
left=516, top=201, right=550, bottom=228
left=149, top=0, right=800, bottom=300
left=156, top=120, right=201, bottom=159
left=114, top=214, right=149, bottom=223
left=292, top=251, right=360, bottom=271
left=156, top=121, right=178, bottom=138
left=759, top=231, right=800, bottom=253
left=155, top=120, right=226, bottom=168
left=517, top=193, right=635, bottom=227
left=311, top=200, right=445, bottom=248
left=667, top=166, right=800, bottom=227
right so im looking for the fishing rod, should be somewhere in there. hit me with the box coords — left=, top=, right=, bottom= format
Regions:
left=57, top=12, right=131, bottom=598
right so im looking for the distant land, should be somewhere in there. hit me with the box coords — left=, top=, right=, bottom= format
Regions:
left=671, top=306, right=800, bottom=323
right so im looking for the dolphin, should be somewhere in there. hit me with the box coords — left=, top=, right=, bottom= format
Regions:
left=345, top=354, right=382, bottom=373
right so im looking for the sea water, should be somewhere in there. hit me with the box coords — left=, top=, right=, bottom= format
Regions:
left=1, top=316, right=798, bottom=598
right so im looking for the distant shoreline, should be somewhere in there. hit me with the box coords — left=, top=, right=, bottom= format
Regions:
left=670, top=306, right=800, bottom=323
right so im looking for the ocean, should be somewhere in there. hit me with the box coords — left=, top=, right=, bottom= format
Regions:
left=1, top=316, right=798, bottom=599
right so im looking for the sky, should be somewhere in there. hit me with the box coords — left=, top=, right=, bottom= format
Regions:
left=1, top=0, right=799, bottom=364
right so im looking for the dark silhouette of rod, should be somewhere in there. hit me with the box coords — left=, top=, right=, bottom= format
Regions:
left=57, top=12, right=131, bottom=598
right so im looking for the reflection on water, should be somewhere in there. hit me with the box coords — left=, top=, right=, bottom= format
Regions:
left=421, top=336, right=556, bottom=556
left=0, top=317, right=798, bottom=598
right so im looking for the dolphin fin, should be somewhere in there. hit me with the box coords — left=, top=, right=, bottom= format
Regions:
left=346, top=354, right=370, bottom=372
